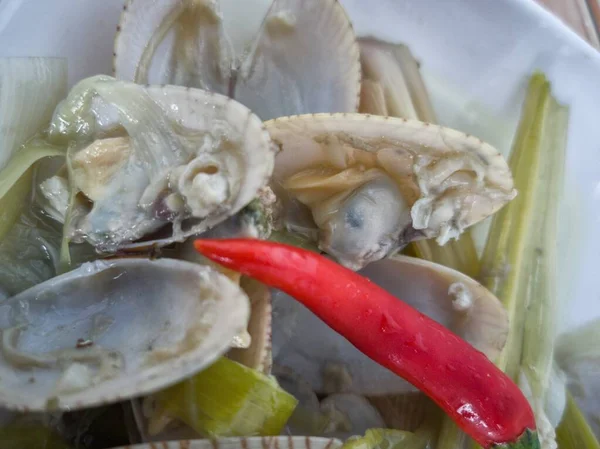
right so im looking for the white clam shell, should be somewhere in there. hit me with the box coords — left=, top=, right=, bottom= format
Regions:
left=0, top=258, right=250, bottom=412
left=109, top=436, right=343, bottom=449
left=113, top=0, right=361, bottom=120
left=272, top=255, right=508, bottom=396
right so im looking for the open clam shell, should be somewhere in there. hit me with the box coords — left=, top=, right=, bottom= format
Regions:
left=113, top=0, right=361, bottom=120
left=271, top=255, right=509, bottom=396
left=0, top=258, right=249, bottom=412
left=109, top=436, right=343, bottom=449
left=267, top=113, right=516, bottom=269
left=39, top=76, right=276, bottom=253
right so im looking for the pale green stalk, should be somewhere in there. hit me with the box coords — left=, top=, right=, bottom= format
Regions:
left=556, top=393, right=600, bottom=449
left=516, top=85, right=568, bottom=449
left=437, top=73, right=563, bottom=449
left=342, top=428, right=429, bottom=449
left=479, top=73, right=551, bottom=378
left=0, top=58, right=67, bottom=242
left=152, top=357, right=297, bottom=438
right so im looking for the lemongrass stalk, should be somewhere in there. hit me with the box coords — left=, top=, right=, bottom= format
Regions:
left=437, top=73, right=561, bottom=449
left=0, top=137, right=65, bottom=242
left=0, top=58, right=67, bottom=242
left=0, top=58, right=67, bottom=170
left=151, top=356, right=297, bottom=438
left=556, top=392, right=600, bottom=449
left=0, top=172, right=32, bottom=241
left=479, top=73, right=551, bottom=379
left=516, top=82, right=568, bottom=449
left=358, top=38, right=478, bottom=277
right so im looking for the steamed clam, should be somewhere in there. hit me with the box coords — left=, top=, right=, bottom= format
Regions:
left=113, top=0, right=361, bottom=119
left=0, top=258, right=249, bottom=412
left=268, top=114, right=516, bottom=270
left=38, top=76, right=276, bottom=253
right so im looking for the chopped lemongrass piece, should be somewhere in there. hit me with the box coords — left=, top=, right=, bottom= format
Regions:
left=357, top=38, right=478, bottom=277
left=479, top=73, right=559, bottom=378
left=556, top=392, right=600, bottom=449
left=0, top=173, right=32, bottom=242
left=0, top=58, right=67, bottom=241
left=342, top=428, right=428, bottom=449
left=152, top=357, right=297, bottom=438
left=0, top=138, right=65, bottom=264
left=0, top=58, right=67, bottom=171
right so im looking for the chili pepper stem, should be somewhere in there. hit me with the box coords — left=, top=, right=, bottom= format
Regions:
left=492, top=429, right=540, bottom=449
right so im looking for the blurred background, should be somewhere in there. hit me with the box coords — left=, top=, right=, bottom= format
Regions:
left=538, top=0, right=600, bottom=48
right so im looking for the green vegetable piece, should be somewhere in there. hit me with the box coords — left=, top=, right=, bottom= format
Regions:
left=154, top=357, right=297, bottom=437
left=556, top=392, right=600, bottom=449
left=0, top=57, right=67, bottom=242
left=343, top=429, right=428, bottom=449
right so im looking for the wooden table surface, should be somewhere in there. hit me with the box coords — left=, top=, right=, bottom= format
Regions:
left=537, top=0, right=600, bottom=48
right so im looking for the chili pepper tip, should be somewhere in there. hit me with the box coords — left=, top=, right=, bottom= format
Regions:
left=193, top=238, right=230, bottom=255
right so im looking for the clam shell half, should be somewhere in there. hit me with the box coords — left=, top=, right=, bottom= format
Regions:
left=0, top=258, right=249, bottom=412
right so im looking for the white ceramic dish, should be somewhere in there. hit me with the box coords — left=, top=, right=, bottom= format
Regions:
left=0, top=0, right=599, bottom=334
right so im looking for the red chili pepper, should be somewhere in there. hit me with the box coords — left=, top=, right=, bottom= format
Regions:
left=194, top=238, right=539, bottom=449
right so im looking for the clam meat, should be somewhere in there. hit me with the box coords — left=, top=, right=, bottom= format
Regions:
left=268, top=113, right=516, bottom=269
left=36, top=75, right=276, bottom=253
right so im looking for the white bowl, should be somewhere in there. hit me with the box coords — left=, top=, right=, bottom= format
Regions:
left=0, top=0, right=598, bottom=333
